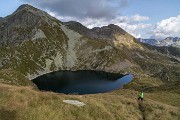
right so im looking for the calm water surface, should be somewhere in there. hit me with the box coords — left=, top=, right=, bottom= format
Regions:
left=32, top=70, right=133, bottom=95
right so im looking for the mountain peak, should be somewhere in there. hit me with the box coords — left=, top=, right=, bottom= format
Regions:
left=63, top=21, right=90, bottom=35
left=102, top=24, right=127, bottom=35
left=12, top=4, right=56, bottom=19
left=108, top=24, right=119, bottom=28
left=15, top=4, right=38, bottom=12
left=5, top=4, right=58, bottom=27
left=64, top=21, right=83, bottom=26
left=0, top=4, right=60, bottom=46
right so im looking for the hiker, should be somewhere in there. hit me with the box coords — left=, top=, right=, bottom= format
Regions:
left=138, top=91, right=144, bottom=102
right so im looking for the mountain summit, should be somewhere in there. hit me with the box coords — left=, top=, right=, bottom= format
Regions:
left=15, top=4, right=36, bottom=11
left=0, top=4, right=58, bottom=46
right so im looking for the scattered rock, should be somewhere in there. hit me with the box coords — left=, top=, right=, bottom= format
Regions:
left=63, top=100, right=85, bottom=107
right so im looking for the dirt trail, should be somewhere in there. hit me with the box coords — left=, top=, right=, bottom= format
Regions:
left=138, top=100, right=146, bottom=120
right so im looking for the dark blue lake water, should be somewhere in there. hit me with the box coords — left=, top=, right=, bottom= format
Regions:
left=32, top=70, right=133, bottom=95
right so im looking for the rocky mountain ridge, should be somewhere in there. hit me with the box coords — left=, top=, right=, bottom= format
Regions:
left=64, top=21, right=139, bottom=48
left=64, top=21, right=127, bottom=40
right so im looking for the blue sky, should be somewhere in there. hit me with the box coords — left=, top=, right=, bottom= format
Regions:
left=123, top=0, right=180, bottom=24
left=0, top=0, right=180, bottom=39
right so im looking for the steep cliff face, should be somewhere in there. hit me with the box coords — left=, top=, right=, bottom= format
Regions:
left=0, top=4, right=179, bottom=82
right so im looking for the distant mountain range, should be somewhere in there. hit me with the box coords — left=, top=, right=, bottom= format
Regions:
left=137, top=37, right=180, bottom=48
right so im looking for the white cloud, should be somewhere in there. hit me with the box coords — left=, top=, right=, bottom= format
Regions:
left=131, top=14, right=150, bottom=22
left=117, top=23, right=151, bottom=38
left=47, top=10, right=151, bottom=38
left=47, top=10, right=77, bottom=21
left=151, top=15, right=180, bottom=39
left=21, top=0, right=128, bottom=19
left=85, top=16, right=151, bottom=38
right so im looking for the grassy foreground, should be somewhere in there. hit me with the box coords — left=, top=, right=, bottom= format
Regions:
left=0, top=82, right=179, bottom=120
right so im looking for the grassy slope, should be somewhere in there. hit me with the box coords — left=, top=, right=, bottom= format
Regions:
left=0, top=21, right=70, bottom=76
left=0, top=69, right=35, bottom=87
left=0, top=80, right=179, bottom=120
